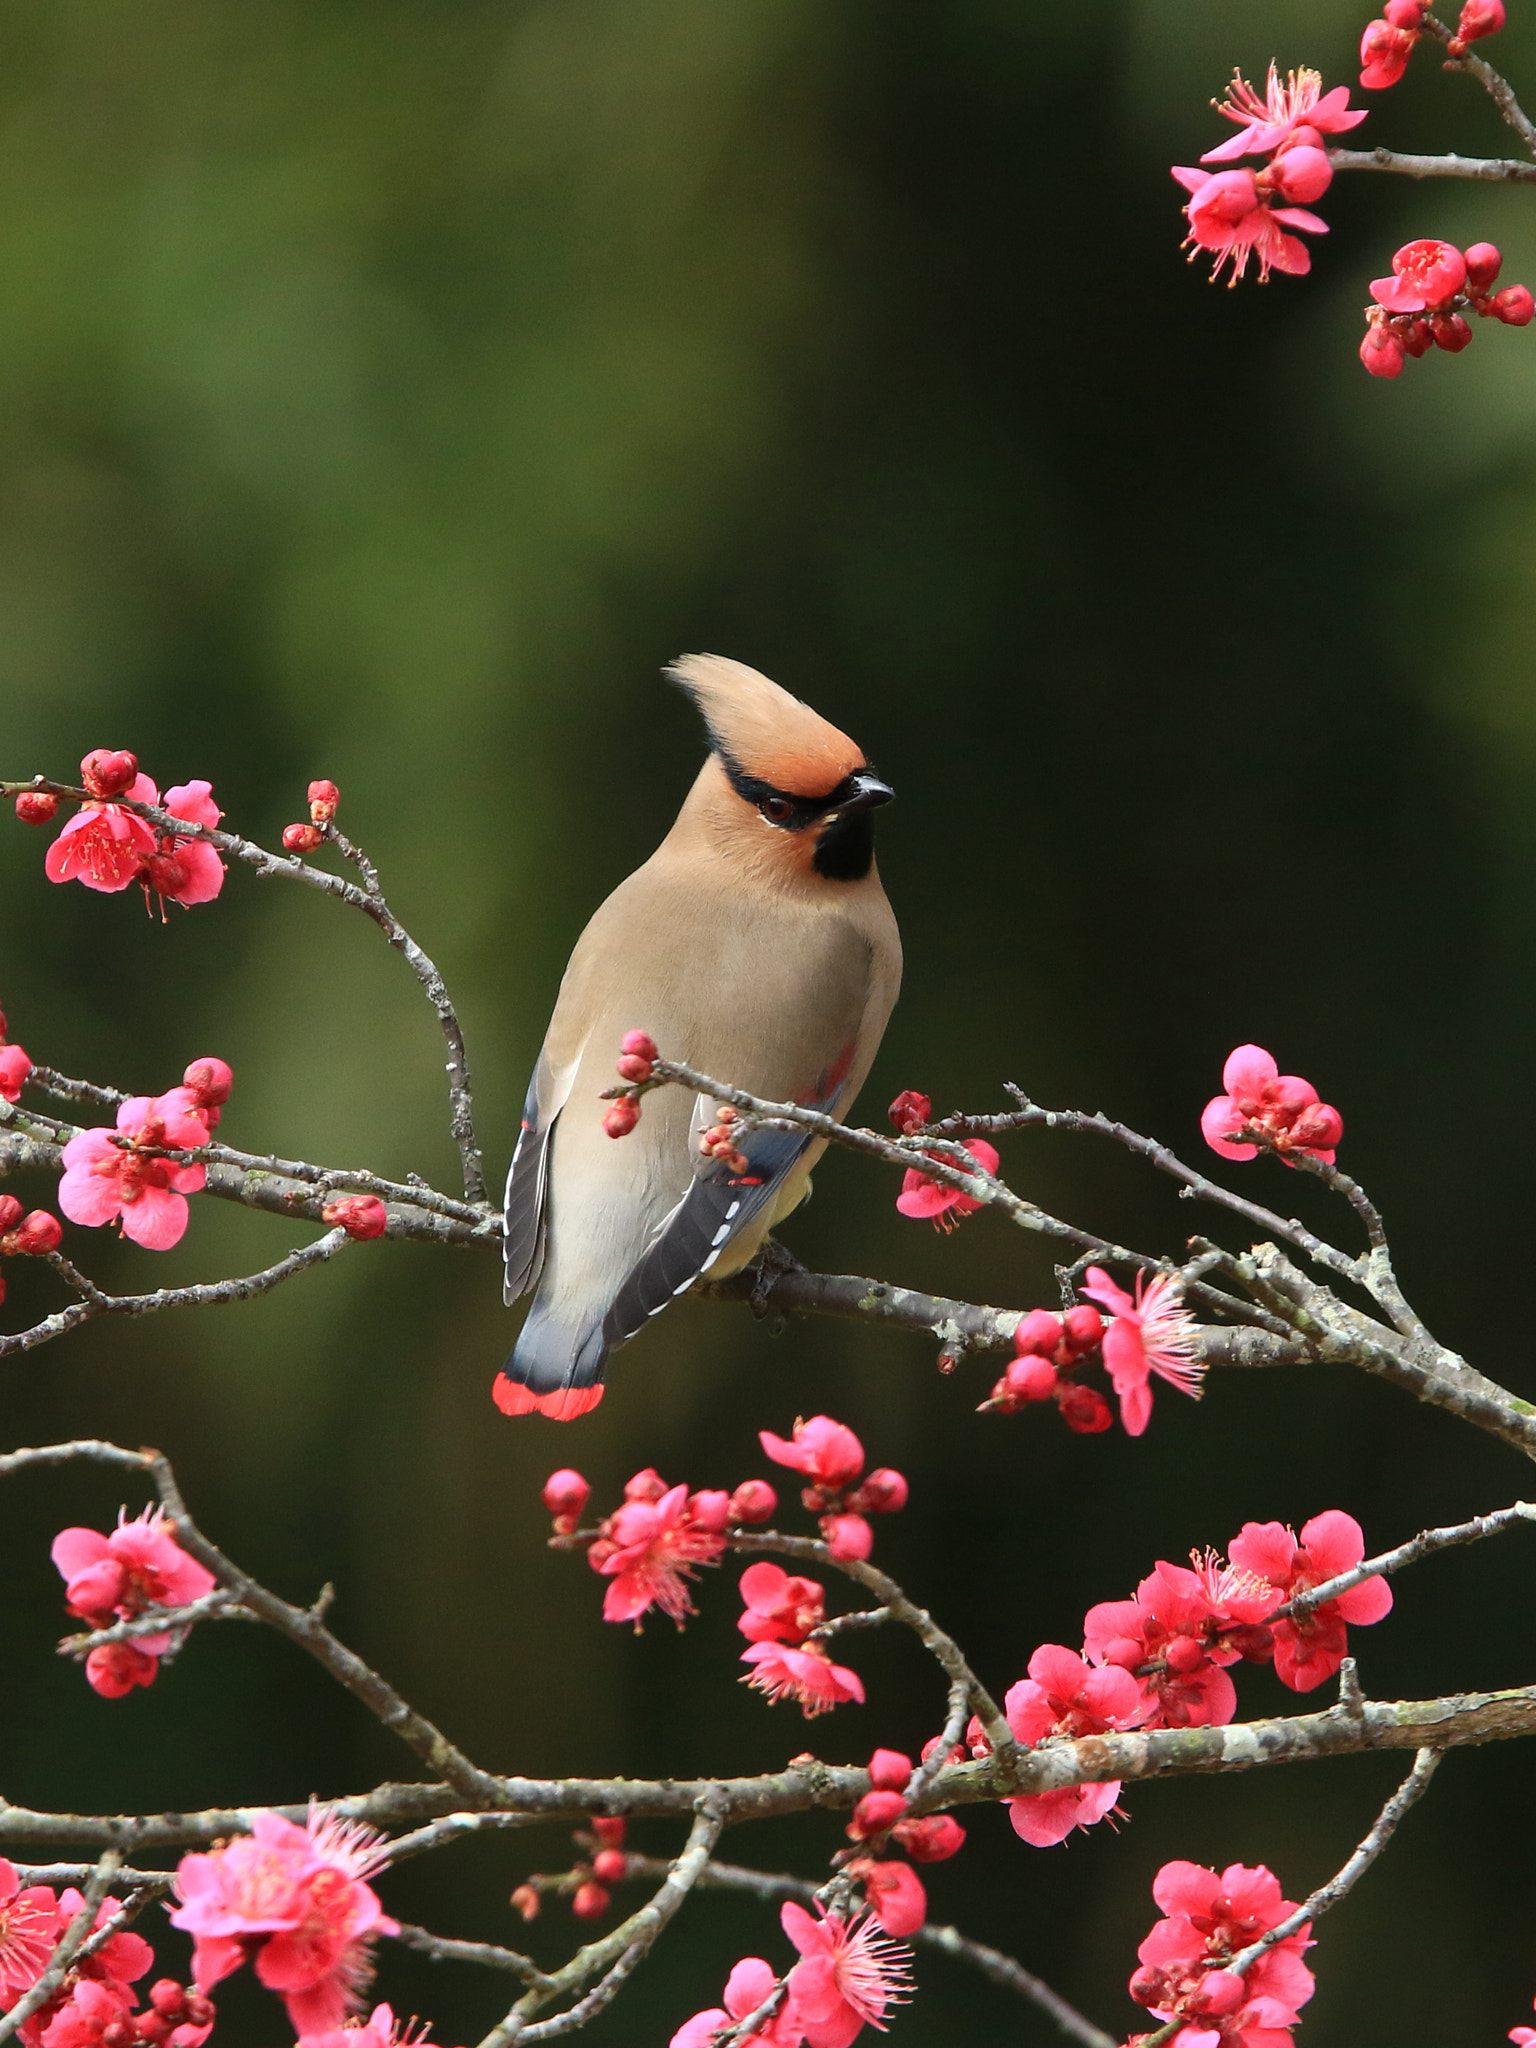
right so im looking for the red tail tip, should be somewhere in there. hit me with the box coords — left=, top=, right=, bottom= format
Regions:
left=493, top=1373, right=605, bottom=1421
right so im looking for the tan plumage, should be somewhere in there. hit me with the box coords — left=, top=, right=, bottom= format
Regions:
left=497, top=654, right=901, bottom=1420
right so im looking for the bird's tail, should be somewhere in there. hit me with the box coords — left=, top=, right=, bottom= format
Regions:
left=493, top=1299, right=608, bottom=1421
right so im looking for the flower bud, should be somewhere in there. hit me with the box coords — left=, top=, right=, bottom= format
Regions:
left=321, top=1195, right=388, bottom=1240
left=1268, top=143, right=1331, bottom=205
left=685, top=1488, right=731, bottom=1533
left=102, top=2021, right=135, bottom=2048
left=867, top=1749, right=913, bottom=1792
left=182, top=1996, right=214, bottom=2029
left=1129, top=1966, right=1165, bottom=2010
left=183, top=1057, right=233, bottom=1107
left=0, top=1045, right=32, bottom=1103
left=1403, top=317, right=1433, bottom=358
left=1099, top=1636, right=1144, bottom=1671
left=847, top=1467, right=908, bottom=1515
left=9, top=1210, right=62, bottom=1255
left=727, top=1478, right=777, bottom=1524
left=0, top=1195, right=22, bottom=1236
left=1430, top=311, right=1473, bottom=352
left=1200, top=1970, right=1248, bottom=2016
left=620, top=1029, right=658, bottom=1061
left=893, top=1814, right=966, bottom=1862
left=821, top=1511, right=873, bottom=1561
left=624, top=1467, right=669, bottom=1504
left=1164, top=1635, right=1207, bottom=1674
left=591, top=1816, right=627, bottom=1848
left=1012, top=1308, right=1061, bottom=1356
left=1457, top=0, right=1505, bottom=38
left=80, top=750, right=138, bottom=800
left=1384, top=0, right=1425, bottom=22
left=1359, top=324, right=1406, bottom=379
left=591, top=1848, right=627, bottom=1885
left=1493, top=284, right=1535, bottom=324
left=511, top=1884, right=540, bottom=1922
left=848, top=1791, right=909, bottom=1840
left=1465, top=240, right=1503, bottom=290
left=603, top=1096, right=640, bottom=1138
left=1061, top=1304, right=1105, bottom=1352
left=14, top=792, right=57, bottom=825
left=887, top=1089, right=932, bottom=1135
left=572, top=1881, right=610, bottom=1919
left=615, top=1053, right=652, bottom=1083
left=283, top=822, right=325, bottom=854
left=541, top=1468, right=591, bottom=1527
left=148, top=1984, right=186, bottom=2020
left=1003, top=1355, right=1058, bottom=1404
left=307, top=779, right=340, bottom=823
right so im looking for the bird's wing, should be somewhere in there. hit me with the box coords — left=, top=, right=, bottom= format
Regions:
left=599, top=1072, right=843, bottom=1352
left=502, top=1053, right=579, bottom=1304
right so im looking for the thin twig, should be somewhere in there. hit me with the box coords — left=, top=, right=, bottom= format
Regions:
left=1328, top=144, right=1536, bottom=179
left=59, top=1590, right=254, bottom=1657
left=1232, top=1748, right=1442, bottom=1972
left=1276, top=1501, right=1536, bottom=1620
left=391, top=1924, right=548, bottom=1986
left=475, top=1798, right=726, bottom=2045
left=0, top=781, right=485, bottom=1203
left=1424, top=10, right=1536, bottom=151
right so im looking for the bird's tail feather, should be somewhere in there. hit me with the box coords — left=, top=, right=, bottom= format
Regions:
left=494, top=1303, right=608, bottom=1421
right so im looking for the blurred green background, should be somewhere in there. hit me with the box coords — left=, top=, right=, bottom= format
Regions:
left=2, top=0, right=1535, bottom=2039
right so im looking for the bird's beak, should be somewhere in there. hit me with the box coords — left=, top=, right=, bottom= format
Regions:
left=829, top=771, right=894, bottom=819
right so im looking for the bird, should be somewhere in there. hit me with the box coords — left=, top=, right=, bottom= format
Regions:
left=496, top=653, right=901, bottom=1420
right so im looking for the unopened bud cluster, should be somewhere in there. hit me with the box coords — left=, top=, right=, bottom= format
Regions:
left=603, top=1029, right=658, bottom=1138
left=1361, top=239, right=1534, bottom=378
left=698, top=1103, right=749, bottom=1176
left=282, top=779, right=341, bottom=854
left=320, top=1194, right=388, bottom=1240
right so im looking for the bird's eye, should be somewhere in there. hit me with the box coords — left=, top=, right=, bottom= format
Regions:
left=759, top=796, right=794, bottom=825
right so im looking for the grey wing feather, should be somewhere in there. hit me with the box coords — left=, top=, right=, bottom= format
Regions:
left=502, top=1073, right=558, bottom=1304
left=600, top=1120, right=812, bottom=1353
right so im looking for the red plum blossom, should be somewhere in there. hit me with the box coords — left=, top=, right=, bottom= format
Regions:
left=782, top=1902, right=912, bottom=2048
left=894, top=1138, right=998, bottom=1230
left=1200, top=1046, right=1342, bottom=1165
left=1227, top=1511, right=1392, bottom=1691
left=741, top=1640, right=865, bottom=1718
left=1003, top=1645, right=1144, bottom=1847
left=669, top=1957, right=802, bottom=2048
left=586, top=1480, right=726, bottom=1627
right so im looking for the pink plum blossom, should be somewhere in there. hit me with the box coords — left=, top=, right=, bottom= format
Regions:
left=1371, top=239, right=1468, bottom=313
left=58, top=1093, right=210, bottom=1250
left=144, top=783, right=226, bottom=908
left=586, top=1482, right=727, bottom=1627
left=297, top=2003, right=437, bottom=2048
left=1172, top=166, right=1327, bottom=285
left=0, top=1861, right=62, bottom=2004
left=741, top=1641, right=865, bottom=1717
left=1003, top=1645, right=1144, bottom=1847
left=171, top=1808, right=397, bottom=2037
left=669, top=1958, right=802, bottom=2048
left=738, top=1562, right=826, bottom=1644
left=1200, top=65, right=1367, bottom=161
left=1201, top=1045, right=1342, bottom=1164
left=1078, top=1268, right=1202, bottom=1436
left=782, top=1902, right=912, bottom=2048
left=894, top=1139, right=998, bottom=1231
left=45, top=770, right=159, bottom=893
left=1130, top=1860, right=1314, bottom=2044
left=1227, top=1511, right=1392, bottom=1691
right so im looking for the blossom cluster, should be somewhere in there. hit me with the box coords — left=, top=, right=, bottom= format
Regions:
left=1173, top=66, right=1365, bottom=285
left=671, top=1903, right=913, bottom=2048
left=0, top=1857, right=210, bottom=2048
left=981, top=1268, right=1201, bottom=1438
left=22, top=751, right=226, bottom=914
left=985, top=1511, right=1390, bottom=1849
left=1200, top=1045, right=1342, bottom=1165
left=169, top=1808, right=397, bottom=2037
left=1361, top=238, right=1534, bottom=378
left=1360, top=0, right=1504, bottom=91
left=52, top=1506, right=217, bottom=1698
left=1128, top=1860, right=1314, bottom=2048
left=0, top=1192, right=63, bottom=1305
left=57, top=1060, right=231, bottom=1252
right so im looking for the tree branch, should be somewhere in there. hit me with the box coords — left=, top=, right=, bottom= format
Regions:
left=1328, top=144, right=1536, bottom=179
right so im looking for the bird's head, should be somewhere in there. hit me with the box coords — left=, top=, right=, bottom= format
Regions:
left=667, top=653, right=893, bottom=884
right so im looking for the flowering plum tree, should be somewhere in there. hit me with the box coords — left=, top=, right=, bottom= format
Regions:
left=3, top=725, right=1536, bottom=2048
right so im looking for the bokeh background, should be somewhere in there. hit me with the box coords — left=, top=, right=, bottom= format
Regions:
left=1, top=0, right=1535, bottom=2039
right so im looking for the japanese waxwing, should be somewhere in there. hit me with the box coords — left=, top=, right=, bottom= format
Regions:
left=497, top=653, right=901, bottom=1420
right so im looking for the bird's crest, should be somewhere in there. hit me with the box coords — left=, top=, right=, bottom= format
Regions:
left=667, top=653, right=865, bottom=799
